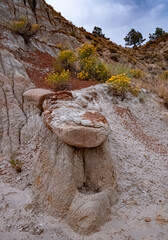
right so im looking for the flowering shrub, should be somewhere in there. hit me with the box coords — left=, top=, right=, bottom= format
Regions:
left=78, top=44, right=96, bottom=60
left=77, top=71, right=89, bottom=80
left=9, top=17, right=39, bottom=42
left=106, top=74, right=131, bottom=99
left=45, top=69, right=70, bottom=90
left=95, top=62, right=109, bottom=82
left=78, top=43, right=109, bottom=81
left=78, top=44, right=96, bottom=80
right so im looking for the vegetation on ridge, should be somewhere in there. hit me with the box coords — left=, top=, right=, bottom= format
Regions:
left=4, top=5, right=168, bottom=108
left=124, top=29, right=146, bottom=47
left=8, top=16, right=39, bottom=43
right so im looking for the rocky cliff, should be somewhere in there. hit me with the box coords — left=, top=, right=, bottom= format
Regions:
left=0, top=1, right=168, bottom=240
left=0, top=0, right=82, bottom=156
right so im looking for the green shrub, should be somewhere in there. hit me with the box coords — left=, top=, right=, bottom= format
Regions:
left=108, top=63, right=132, bottom=78
left=31, top=23, right=40, bottom=34
left=45, top=69, right=70, bottom=90
left=130, top=69, right=145, bottom=78
left=95, top=61, right=109, bottom=82
left=9, top=155, right=22, bottom=173
left=9, top=17, right=39, bottom=42
left=161, top=71, right=168, bottom=81
left=54, top=49, right=77, bottom=73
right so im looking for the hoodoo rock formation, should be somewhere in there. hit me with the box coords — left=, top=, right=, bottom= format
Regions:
left=24, top=86, right=116, bottom=234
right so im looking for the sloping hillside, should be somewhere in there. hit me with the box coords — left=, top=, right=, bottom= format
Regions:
left=0, top=0, right=138, bottom=155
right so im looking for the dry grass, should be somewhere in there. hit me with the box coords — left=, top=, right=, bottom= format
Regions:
left=132, top=76, right=168, bottom=105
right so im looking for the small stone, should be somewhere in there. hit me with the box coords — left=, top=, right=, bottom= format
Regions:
left=145, top=217, right=151, bottom=222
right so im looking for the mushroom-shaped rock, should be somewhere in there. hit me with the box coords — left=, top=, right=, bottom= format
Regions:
left=23, top=88, right=53, bottom=110
left=52, top=124, right=107, bottom=148
left=44, top=94, right=109, bottom=148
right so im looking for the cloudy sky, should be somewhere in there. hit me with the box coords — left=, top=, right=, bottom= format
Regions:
left=45, top=0, right=168, bottom=46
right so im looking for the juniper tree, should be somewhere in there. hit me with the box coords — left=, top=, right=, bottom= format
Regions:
left=124, top=29, right=146, bottom=47
left=149, top=27, right=166, bottom=40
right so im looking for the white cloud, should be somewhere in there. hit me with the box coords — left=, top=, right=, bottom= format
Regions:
left=46, top=0, right=168, bottom=46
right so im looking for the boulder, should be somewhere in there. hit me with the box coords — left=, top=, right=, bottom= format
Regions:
left=43, top=92, right=109, bottom=147
left=52, top=124, right=107, bottom=148
left=23, top=88, right=53, bottom=110
left=66, top=191, right=111, bottom=235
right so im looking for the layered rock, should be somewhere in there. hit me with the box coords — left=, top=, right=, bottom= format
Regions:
left=0, top=49, right=33, bottom=155
left=0, top=0, right=83, bottom=155
left=27, top=86, right=117, bottom=235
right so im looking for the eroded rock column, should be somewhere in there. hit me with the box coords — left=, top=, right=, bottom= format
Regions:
left=24, top=89, right=117, bottom=235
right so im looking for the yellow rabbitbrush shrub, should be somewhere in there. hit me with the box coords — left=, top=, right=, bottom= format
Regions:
left=45, top=69, right=70, bottom=90
left=106, top=74, right=131, bottom=100
left=78, top=43, right=97, bottom=60
left=77, top=71, right=89, bottom=81
left=78, top=43, right=110, bottom=81
left=78, top=44, right=97, bottom=80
